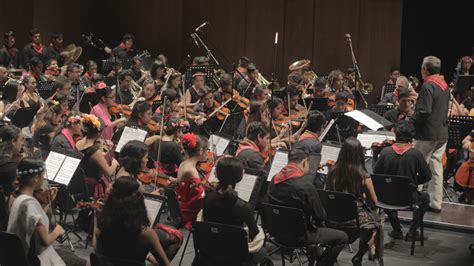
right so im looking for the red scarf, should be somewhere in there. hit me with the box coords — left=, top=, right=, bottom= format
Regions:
left=299, top=131, right=318, bottom=141
left=273, top=163, right=304, bottom=184
left=5, top=46, right=17, bottom=57
left=44, top=69, right=59, bottom=76
left=424, top=74, right=447, bottom=91
left=61, top=128, right=76, bottom=149
left=235, top=139, right=260, bottom=157
left=32, top=42, right=43, bottom=54
left=391, top=143, right=412, bottom=155
left=50, top=43, right=62, bottom=53
left=119, top=42, right=133, bottom=52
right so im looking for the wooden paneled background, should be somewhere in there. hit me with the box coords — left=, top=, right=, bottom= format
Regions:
left=0, top=0, right=403, bottom=104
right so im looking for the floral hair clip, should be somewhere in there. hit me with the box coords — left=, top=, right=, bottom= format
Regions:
left=81, top=114, right=101, bottom=130
left=17, top=166, right=44, bottom=175
left=181, top=133, right=197, bottom=149
left=68, top=115, right=82, bottom=124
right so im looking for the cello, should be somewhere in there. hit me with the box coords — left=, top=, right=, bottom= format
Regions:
left=455, top=142, right=474, bottom=204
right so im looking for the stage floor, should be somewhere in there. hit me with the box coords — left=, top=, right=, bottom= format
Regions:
left=399, top=201, right=474, bottom=233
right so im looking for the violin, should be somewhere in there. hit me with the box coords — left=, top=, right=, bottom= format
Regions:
left=260, top=146, right=276, bottom=165
left=76, top=199, right=104, bottom=210
left=108, top=103, right=132, bottom=117
left=146, top=120, right=161, bottom=133
left=326, top=91, right=355, bottom=111
left=198, top=150, right=216, bottom=174
left=226, top=91, right=250, bottom=108
left=370, top=139, right=396, bottom=158
left=210, top=101, right=231, bottom=121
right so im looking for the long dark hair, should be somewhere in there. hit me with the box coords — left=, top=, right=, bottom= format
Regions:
left=327, top=137, right=367, bottom=196
left=0, top=125, right=20, bottom=157
left=128, top=101, right=151, bottom=125
left=215, top=157, right=243, bottom=202
left=98, top=177, right=149, bottom=236
left=119, top=140, right=148, bottom=176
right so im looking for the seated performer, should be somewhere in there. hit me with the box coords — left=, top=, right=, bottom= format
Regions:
left=268, top=149, right=348, bottom=266
left=184, top=72, right=207, bottom=107
left=292, top=110, right=326, bottom=155
left=374, top=121, right=431, bottom=241
left=383, top=87, right=415, bottom=125
left=235, top=121, right=270, bottom=173
left=112, top=33, right=137, bottom=61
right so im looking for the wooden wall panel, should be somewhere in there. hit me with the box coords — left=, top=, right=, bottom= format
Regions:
left=0, top=0, right=34, bottom=56
left=244, top=0, right=285, bottom=79
left=312, top=0, right=361, bottom=76
left=358, top=0, right=403, bottom=102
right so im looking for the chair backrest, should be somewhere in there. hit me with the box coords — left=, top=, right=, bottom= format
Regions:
left=0, top=232, right=29, bottom=266
left=164, top=187, right=182, bottom=219
left=261, top=203, right=307, bottom=247
left=317, top=190, right=359, bottom=225
left=371, top=174, right=413, bottom=206
left=192, top=221, right=248, bottom=264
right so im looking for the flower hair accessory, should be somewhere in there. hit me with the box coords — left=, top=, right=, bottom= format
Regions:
left=68, top=115, right=82, bottom=124
left=181, top=133, right=197, bottom=149
left=82, top=114, right=101, bottom=130
left=17, top=166, right=44, bottom=175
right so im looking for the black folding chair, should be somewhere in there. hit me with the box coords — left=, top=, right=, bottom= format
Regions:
left=192, top=221, right=249, bottom=265
left=90, top=252, right=144, bottom=266
left=261, top=203, right=315, bottom=266
left=371, top=174, right=424, bottom=255
left=0, top=232, right=29, bottom=266
left=317, top=190, right=360, bottom=246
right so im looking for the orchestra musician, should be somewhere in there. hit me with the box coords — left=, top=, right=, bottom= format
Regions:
left=292, top=110, right=326, bottom=156
left=20, top=75, right=42, bottom=112
left=91, top=86, right=126, bottom=140
left=184, top=72, right=207, bottom=107
left=22, top=28, right=44, bottom=67
left=0, top=66, right=9, bottom=87
left=235, top=121, right=270, bottom=173
left=43, top=32, right=64, bottom=66
left=250, top=84, right=270, bottom=103
left=0, top=79, right=21, bottom=120
left=25, top=57, right=46, bottom=82
left=114, top=69, right=135, bottom=105
left=43, top=59, right=61, bottom=79
left=112, top=33, right=137, bottom=61
left=328, top=69, right=354, bottom=98
left=106, top=59, right=123, bottom=77
left=324, top=91, right=351, bottom=118
left=131, top=57, right=151, bottom=85
left=50, top=115, right=83, bottom=155
left=82, top=60, right=98, bottom=84
left=67, top=62, right=86, bottom=106
left=151, top=60, right=166, bottom=90
left=233, top=56, right=251, bottom=88
left=383, top=88, right=415, bottom=125
left=237, top=63, right=259, bottom=97
left=283, top=84, right=307, bottom=121
left=153, top=117, right=185, bottom=178
left=311, top=77, right=329, bottom=98
left=0, top=31, right=20, bottom=69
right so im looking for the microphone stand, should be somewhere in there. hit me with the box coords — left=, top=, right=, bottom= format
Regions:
left=346, top=34, right=368, bottom=109
left=269, top=32, right=279, bottom=161
left=193, top=31, right=219, bottom=66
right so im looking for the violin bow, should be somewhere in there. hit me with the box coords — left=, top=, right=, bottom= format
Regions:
left=154, top=96, right=167, bottom=190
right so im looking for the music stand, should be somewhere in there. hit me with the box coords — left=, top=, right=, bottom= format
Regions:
left=302, top=97, right=330, bottom=112
left=184, top=65, right=215, bottom=89
left=37, top=80, right=56, bottom=100
left=369, top=104, right=395, bottom=117
left=325, top=111, right=357, bottom=143
left=243, top=167, right=266, bottom=211
left=455, top=75, right=474, bottom=93
left=447, top=116, right=474, bottom=149
left=11, top=107, right=36, bottom=128
left=79, top=92, right=99, bottom=114
left=381, top=83, right=396, bottom=99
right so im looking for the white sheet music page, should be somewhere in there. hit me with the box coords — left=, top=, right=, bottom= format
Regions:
left=116, top=127, right=148, bottom=152
left=54, top=156, right=81, bottom=185
left=209, top=134, right=230, bottom=156
left=267, top=150, right=288, bottom=181
left=320, top=119, right=336, bottom=141
left=45, top=152, right=66, bottom=181
left=318, top=145, right=341, bottom=174
left=344, top=110, right=383, bottom=131
left=235, top=173, right=258, bottom=202
left=144, top=198, right=162, bottom=224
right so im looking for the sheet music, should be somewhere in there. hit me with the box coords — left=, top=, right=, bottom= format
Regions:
left=357, top=133, right=395, bottom=149
left=345, top=110, right=383, bottom=131
left=54, top=156, right=81, bottom=185
left=235, top=173, right=258, bottom=202
left=45, top=152, right=66, bottom=181
left=267, top=150, right=288, bottom=181
left=144, top=198, right=162, bottom=224
left=115, top=127, right=148, bottom=152
left=317, top=144, right=341, bottom=174
left=209, top=134, right=230, bottom=156
left=320, top=119, right=336, bottom=141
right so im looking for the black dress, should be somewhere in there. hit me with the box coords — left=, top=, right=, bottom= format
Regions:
left=96, top=229, right=149, bottom=265
left=78, top=145, right=104, bottom=199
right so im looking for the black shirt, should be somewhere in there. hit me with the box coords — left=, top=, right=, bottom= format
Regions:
left=203, top=190, right=259, bottom=240
left=292, top=136, right=322, bottom=155
left=116, top=88, right=134, bottom=105
left=373, top=145, right=431, bottom=186
left=413, top=77, right=450, bottom=141
left=78, top=145, right=102, bottom=180
left=0, top=46, right=20, bottom=68
left=0, top=156, right=17, bottom=195
left=21, top=43, right=43, bottom=67
left=267, top=174, right=326, bottom=229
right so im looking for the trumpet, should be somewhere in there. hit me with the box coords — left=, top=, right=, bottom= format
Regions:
left=256, top=72, right=270, bottom=86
